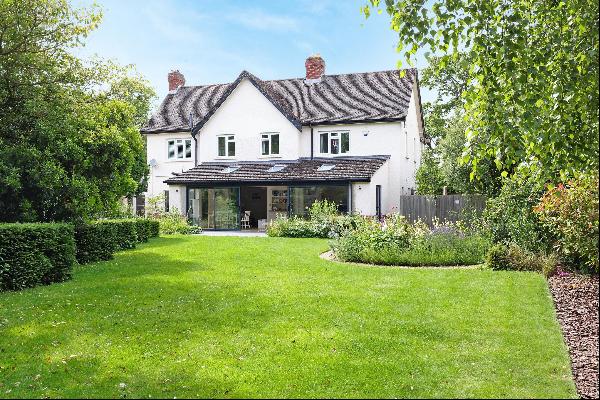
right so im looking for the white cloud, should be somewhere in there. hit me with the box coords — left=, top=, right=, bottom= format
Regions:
left=227, top=9, right=300, bottom=32
left=143, top=0, right=208, bottom=43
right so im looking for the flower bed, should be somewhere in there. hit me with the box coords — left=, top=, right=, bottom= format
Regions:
left=330, top=215, right=490, bottom=266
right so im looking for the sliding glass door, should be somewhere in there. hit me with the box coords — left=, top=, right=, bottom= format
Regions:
left=188, top=187, right=240, bottom=229
left=289, top=185, right=349, bottom=217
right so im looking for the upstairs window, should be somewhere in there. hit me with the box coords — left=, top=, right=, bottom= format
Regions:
left=167, top=138, right=192, bottom=160
left=218, top=135, right=235, bottom=157
left=319, top=131, right=349, bottom=155
left=261, top=133, right=280, bottom=156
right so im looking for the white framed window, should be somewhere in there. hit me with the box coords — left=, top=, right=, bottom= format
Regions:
left=217, top=135, right=235, bottom=157
left=167, top=138, right=192, bottom=160
left=261, top=133, right=280, bottom=156
left=319, top=131, right=349, bottom=155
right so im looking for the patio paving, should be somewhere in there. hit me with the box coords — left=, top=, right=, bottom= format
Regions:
left=199, top=230, right=267, bottom=237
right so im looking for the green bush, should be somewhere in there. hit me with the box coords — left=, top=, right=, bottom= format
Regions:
left=157, top=211, right=201, bottom=235
left=486, top=244, right=512, bottom=271
left=134, top=218, right=160, bottom=241
left=331, top=216, right=489, bottom=266
left=75, top=221, right=118, bottom=264
left=535, top=173, right=599, bottom=273
left=267, top=200, right=362, bottom=238
left=110, top=219, right=137, bottom=250
left=75, top=218, right=160, bottom=264
left=1, top=252, right=52, bottom=291
left=267, top=216, right=317, bottom=237
left=148, top=219, right=160, bottom=237
left=483, top=175, right=553, bottom=253
left=134, top=219, right=151, bottom=242
left=0, top=223, right=75, bottom=291
left=486, top=243, right=558, bottom=276
left=397, top=233, right=490, bottom=266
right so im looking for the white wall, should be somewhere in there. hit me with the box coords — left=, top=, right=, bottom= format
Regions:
left=145, top=132, right=195, bottom=199
left=403, top=80, right=425, bottom=191
left=197, top=78, right=301, bottom=162
left=168, top=184, right=187, bottom=214
left=351, top=160, right=390, bottom=215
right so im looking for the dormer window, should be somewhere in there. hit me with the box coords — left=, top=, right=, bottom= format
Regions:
left=261, top=133, right=280, bottom=156
left=319, top=131, right=349, bottom=155
left=218, top=135, right=235, bottom=157
left=317, top=164, right=336, bottom=172
left=220, top=166, right=240, bottom=174
left=268, top=164, right=286, bottom=173
left=167, top=138, right=192, bottom=160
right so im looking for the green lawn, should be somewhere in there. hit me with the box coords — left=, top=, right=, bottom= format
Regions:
left=0, top=236, right=576, bottom=398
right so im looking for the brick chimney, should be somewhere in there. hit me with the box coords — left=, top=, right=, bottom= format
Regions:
left=168, top=70, right=185, bottom=92
left=305, top=54, right=325, bottom=81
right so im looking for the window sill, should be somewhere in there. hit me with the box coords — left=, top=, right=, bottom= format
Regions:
left=165, top=159, right=194, bottom=163
left=258, top=155, right=283, bottom=159
left=216, top=156, right=237, bottom=160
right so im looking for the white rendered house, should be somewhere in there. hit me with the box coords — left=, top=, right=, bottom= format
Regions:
left=141, top=55, right=428, bottom=229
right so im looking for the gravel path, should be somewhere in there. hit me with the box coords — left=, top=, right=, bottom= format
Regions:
left=548, top=273, right=599, bottom=399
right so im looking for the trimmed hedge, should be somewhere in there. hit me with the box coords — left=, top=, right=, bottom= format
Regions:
left=0, top=219, right=159, bottom=290
left=135, top=218, right=159, bottom=242
left=75, top=222, right=118, bottom=264
left=0, top=223, right=76, bottom=291
left=111, top=219, right=137, bottom=250
left=148, top=219, right=160, bottom=238
left=134, top=219, right=150, bottom=242
left=75, top=218, right=159, bottom=264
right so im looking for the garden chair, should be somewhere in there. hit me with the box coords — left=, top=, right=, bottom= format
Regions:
left=241, top=211, right=251, bottom=229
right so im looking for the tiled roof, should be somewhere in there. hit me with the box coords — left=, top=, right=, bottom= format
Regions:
left=163, top=156, right=389, bottom=185
left=142, top=69, right=418, bottom=134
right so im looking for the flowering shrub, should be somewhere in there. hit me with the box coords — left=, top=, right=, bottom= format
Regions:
left=267, top=200, right=361, bottom=238
left=534, top=173, right=599, bottom=273
left=157, top=209, right=202, bottom=235
left=266, top=216, right=317, bottom=238
left=145, top=195, right=201, bottom=235
left=330, top=215, right=490, bottom=266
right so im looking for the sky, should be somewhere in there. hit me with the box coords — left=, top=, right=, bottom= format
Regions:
left=76, top=0, right=432, bottom=109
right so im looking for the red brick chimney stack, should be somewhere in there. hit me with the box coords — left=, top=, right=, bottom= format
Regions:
left=305, top=54, right=325, bottom=80
left=168, top=70, right=185, bottom=91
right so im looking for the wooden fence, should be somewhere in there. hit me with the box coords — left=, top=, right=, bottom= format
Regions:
left=398, top=195, right=487, bottom=226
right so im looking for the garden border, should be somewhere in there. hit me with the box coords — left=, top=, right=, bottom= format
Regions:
left=319, top=250, right=481, bottom=269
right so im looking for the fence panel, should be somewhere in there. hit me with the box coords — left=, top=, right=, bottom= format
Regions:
left=398, top=195, right=486, bottom=226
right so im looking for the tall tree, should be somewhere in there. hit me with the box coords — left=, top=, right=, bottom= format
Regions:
left=420, top=53, right=470, bottom=141
left=416, top=54, right=502, bottom=195
left=364, top=0, right=599, bottom=181
left=0, top=0, right=155, bottom=222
